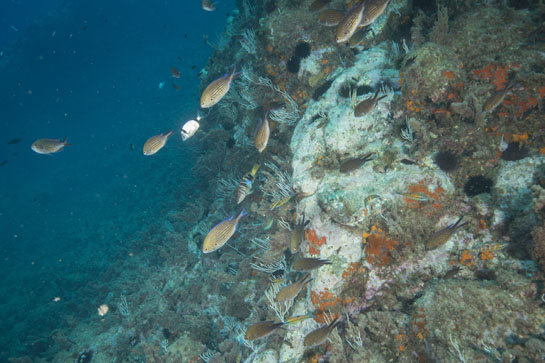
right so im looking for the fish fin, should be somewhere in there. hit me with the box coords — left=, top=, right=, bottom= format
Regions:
left=250, top=163, right=260, bottom=176
left=376, top=94, right=388, bottom=102
left=328, top=317, right=341, bottom=330
left=451, top=216, right=465, bottom=229
left=301, top=273, right=313, bottom=285
left=62, top=137, right=72, bottom=146
left=234, top=208, right=248, bottom=221
left=165, top=130, right=175, bottom=138
left=228, top=65, right=241, bottom=81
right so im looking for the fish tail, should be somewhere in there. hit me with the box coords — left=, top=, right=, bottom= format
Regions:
left=235, top=208, right=248, bottom=221
left=250, top=163, right=260, bottom=176
left=164, top=130, right=175, bottom=138
left=62, top=137, right=72, bottom=146
left=376, top=94, right=388, bottom=102
left=228, top=65, right=242, bottom=81
left=328, top=317, right=341, bottom=330
left=301, top=272, right=313, bottom=286
left=452, top=216, right=467, bottom=230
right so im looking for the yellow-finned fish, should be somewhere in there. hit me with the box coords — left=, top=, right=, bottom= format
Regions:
left=254, top=115, right=270, bottom=153
left=31, top=137, right=71, bottom=155
left=276, top=273, right=312, bottom=302
left=426, top=216, right=468, bottom=250
left=360, top=0, right=391, bottom=27
left=202, top=0, right=216, bottom=11
left=200, top=65, right=241, bottom=108
left=142, top=130, right=174, bottom=155
left=270, top=194, right=295, bottom=210
left=364, top=194, right=382, bottom=208
left=290, top=214, right=310, bottom=254
left=336, top=1, right=366, bottom=43
left=285, top=313, right=315, bottom=325
left=245, top=320, right=286, bottom=341
left=303, top=318, right=341, bottom=347
left=318, top=9, right=345, bottom=27
left=236, top=164, right=260, bottom=204
left=354, top=91, right=387, bottom=117
left=203, top=209, right=247, bottom=253
left=478, top=243, right=508, bottom=253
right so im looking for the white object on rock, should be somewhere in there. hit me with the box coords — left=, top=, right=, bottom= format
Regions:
left=181, top=120, right=200, bottom=141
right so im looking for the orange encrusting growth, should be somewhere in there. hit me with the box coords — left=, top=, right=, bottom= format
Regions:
left=363, top=227, right=400, bottom=267
left=306, top=229, right=326, bottom=255
left=310, top=288, right=341, bottom=323
left=402, top=180, right=445, bottom=216
left=472, top=63, right=519, bottom=90
left=460, top=249, right=473, bottom=266
left=342, top=262, right=360, bottom=279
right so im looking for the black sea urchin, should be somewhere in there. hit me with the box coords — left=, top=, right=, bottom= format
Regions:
left=294, top=42, right=311, bottom=59
left=464, top=175, right=493, bottom=197
left=434, top=150, right=458, bottom=172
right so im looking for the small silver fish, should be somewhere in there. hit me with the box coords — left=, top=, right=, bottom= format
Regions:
left=336, top=1, right=366, bottom=43
left=254, top=115, right=270, bottom=153
left=200, top=65, right=241, bottom=108
left=203, top=209, right=247, bottom=253
left=236, top=164, right=260, bottom=204
left=31, top=137, right=71, bottom=155
left=142, top=130, right=174, bottom=155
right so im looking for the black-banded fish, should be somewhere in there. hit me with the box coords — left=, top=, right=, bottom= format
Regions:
left=203, top=209, right=248, bottom=253
left=142, top=130, right=174, bottom=155
left=200, top=65, right=241, bottom=108
left=31, top=137, right=71, bottom=155
left=236, top=164, right=260, bottom=204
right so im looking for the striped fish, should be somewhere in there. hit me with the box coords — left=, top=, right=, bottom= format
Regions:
left=254, top=115, right=270, bottom=153
left=236, top=164, right=260, bottom=204
left=336, top=1, right=366, bottom=43
left=200, top=65, right=241, bottom=108
left=276, top=273, right=312, bottom=302
left=142, top=130, right=174, bottom=155
left=202, top=209, right=247, bottom=253
left=318, top=9, right=345, bottom=27
left=360, top=0, right=391, bottom=27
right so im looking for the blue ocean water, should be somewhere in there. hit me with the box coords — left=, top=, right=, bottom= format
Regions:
left=0, top=0, right=233, bottom=359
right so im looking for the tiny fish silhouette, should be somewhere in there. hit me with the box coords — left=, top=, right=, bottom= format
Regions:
left=170, top=66, right=181, bottom=78
left=8, top=138, right=22, bottom=145
left=290, top=214, right=310, bottom=253
left=339, top=153, right=374, bottom=173
left=203, top=209, right=247, bottom=253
